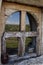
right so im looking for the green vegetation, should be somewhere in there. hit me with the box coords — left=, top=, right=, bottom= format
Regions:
left=6, top=37, right=19, bottom=48
left=5, top=25, right=20, bottom=32
left=6, top=37, right=32, bottom=48
left=5, top=25, right=31, bottom=32
left=26, top=25, right=30, bottom=32
left=5, top=24, right=32, bottom=48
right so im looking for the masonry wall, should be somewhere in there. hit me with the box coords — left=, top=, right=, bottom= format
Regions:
left=4, top=0, right=43, bottom=7
left=0, top=2, right=43, bottom=64
left=41, top=9, right=43, bottom=55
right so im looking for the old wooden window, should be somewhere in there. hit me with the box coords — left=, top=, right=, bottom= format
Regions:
left=2, top=10, right=38, bottom=56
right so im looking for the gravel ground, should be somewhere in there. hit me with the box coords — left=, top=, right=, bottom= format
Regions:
left=2, top=54, right=43, bottom=65
left=14, top=55, right=43, bottom=65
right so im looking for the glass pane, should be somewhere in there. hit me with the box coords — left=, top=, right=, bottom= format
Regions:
left=25, top=37, right=36, bottom=53
left=6, top=37, right=19, bottom=55
left=25, top=12, right=37, bottom=31
left=5, top=12, right=21, bottom=32
left=25, top=12, right=37, bottom=54
left=25, top=13, right=31, bottom=32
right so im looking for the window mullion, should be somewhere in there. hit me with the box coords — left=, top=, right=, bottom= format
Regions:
left=20, top=11, right=26, bottom=31
left=18, top=11, right=26, bottom=56
left=25, top=31, right=38, bottom=37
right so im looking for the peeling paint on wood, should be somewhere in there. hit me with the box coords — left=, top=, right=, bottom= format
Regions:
left=4, top=32, right=38, bottom=38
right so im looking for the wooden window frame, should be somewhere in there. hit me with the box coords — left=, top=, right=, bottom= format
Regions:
left=1, top=2, right=41, bottom=56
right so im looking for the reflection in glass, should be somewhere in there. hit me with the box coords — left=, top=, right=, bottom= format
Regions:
left=5, top=12, right=21, bottom=32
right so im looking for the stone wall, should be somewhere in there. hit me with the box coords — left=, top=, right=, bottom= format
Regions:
left=0, top=0, right=2, bottom=64
left=41, top=9, right=43, bottom=55
left=0, top=2, right=43, bottom=64
left=4, top=0, right=43, bottom=7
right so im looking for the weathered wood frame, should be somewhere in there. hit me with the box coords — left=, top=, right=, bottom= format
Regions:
left=1, top=2, right=42, bottom=57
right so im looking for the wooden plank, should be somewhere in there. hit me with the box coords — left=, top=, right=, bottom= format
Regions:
left=20, top=11, right=26, bottom=31
left=18, top=34, right=25, bottom=56
left=4, top=32, right=22, bottom=38
left=25, top=32, right=38, bottom=37
left=2, top=36, right=6, bottom=54
left=4, top=32, right=38, bottom=38
left=18, top=11, right=26, bottom=56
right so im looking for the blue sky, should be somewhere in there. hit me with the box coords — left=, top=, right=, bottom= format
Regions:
left=6, top=12, right=29, bottom=25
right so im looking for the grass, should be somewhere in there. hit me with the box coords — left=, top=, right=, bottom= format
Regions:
left=6, top=37, right=32, bottom=48
left=5, top=24, right=32, bottom=48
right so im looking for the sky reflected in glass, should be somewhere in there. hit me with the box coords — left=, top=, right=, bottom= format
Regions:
left=6, top=12, right=29, bottom=25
